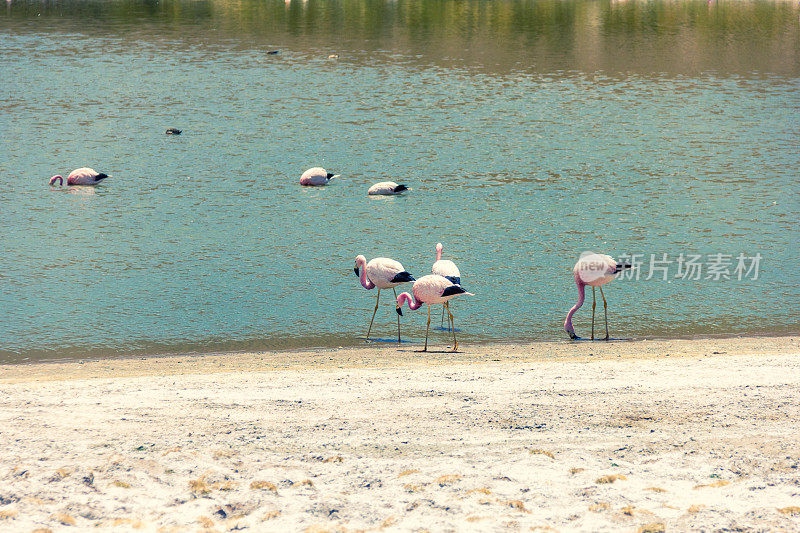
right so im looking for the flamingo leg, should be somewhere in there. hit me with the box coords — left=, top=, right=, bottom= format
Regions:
left=447, top=305, right=457, bottom=351
left=366, top=289, right=380, bottom=340
left=393, top=288, right=400, bottom=344
left=600, top=286, right=609, bottom=340
left=591, top=287, right=596, bottom=340
left=423, top=304, right=431, bottom=352
left=440, top=304, right=446, bottom=329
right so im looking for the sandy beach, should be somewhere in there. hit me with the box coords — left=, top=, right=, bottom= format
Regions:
left=1, top=336, right=799, bottom=531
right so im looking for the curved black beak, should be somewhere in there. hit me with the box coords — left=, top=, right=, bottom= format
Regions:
left=396, top=306, right=403, bottom=316
left=354, top=266, right=359, bottom=276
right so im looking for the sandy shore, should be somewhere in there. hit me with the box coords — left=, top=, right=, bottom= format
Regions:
left=1, top=336, right=799, bottom=531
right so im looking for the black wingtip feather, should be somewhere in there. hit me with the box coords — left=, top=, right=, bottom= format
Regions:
left=391, top=271, right=415, bottom=283
left=441, top=285, right=467, bottom=297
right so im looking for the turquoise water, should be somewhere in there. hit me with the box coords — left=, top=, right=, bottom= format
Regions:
left=1, top=0, right=799, bottom=363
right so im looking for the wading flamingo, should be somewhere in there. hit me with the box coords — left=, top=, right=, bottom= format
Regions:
left=396, top=274, right=473, bottom=352
left=300, top=167, right=339, bottom=186
left=354, top=255, right=415, bottom=342
left=431, top=242, right=462, bottom=330
left=368, top=182, right=408, bottom=195
left=49, top=167, right=110, bottom=186
left=564, top=253, right=632, bottom=340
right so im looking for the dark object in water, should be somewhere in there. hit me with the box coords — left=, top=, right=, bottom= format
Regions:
left=166, top=128, right=182, bottom=135
left=267, top=50, right=279, bottom=55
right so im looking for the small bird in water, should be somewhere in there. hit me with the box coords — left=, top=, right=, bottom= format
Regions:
left=368, top=182, right=408, bottom=196
left=328, top=54, right=339, bottom=59
left=299, top=167, right=339, bottom=186
left=564, top=252, right=633, bottom=340
left=354, top=255, right=415, bottom=342
left=267, top=50, right=280, bottom=55
left=396, top=275, right=473, bottom=352
left=165, top=128, right=182, bottom=135
left=49, top=167, right=110, bottom=186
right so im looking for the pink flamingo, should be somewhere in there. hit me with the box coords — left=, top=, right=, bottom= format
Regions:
left=300, top=167, right=339, bottom=186
left=367, top=182, right=408, bottom=195
left=431, top=242, right=462, bottom=330
left=396, top=274, right=473, bottom=352
left=49, top=167, right=110, bottom=186
left=564, top=253, right=632, bottom=340
left=354, top=255, right=415, bottom=342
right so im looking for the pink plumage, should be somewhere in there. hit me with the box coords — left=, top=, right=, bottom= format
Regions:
left=299, top=167, right=339, bottom=186
left=395, top=274, right=473, bottom=352
left=49, top=167, right=110, bottom=186
left=354, top=255, right=415, bottom=342
left=564, top=253, right=632, bottom=340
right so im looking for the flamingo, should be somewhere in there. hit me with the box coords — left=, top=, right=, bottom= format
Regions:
left=367, top=182, right=408, bottom=195
left=431, top=242, right=461, bottom=330
left=564, top=253, right=632, bottom=340
left=49, top=168, right=110, bottom=186
left=300, top=167, right=339, bottom=186
left=354, top=255, right=415, bottom=342
left=396, top=274, right=473, bottom=352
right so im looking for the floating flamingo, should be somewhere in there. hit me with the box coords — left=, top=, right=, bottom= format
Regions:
left=431, top=242, right=462, bottom=330
left=368, top=182, right=408, bottom=195
left=396, top=274, right=473, bottom=352
left=300, top=167, right=339, bottom=186
left=49, top=167, right=110, bottom=186
left=564, top=253, right=632, bottom=340
left=354, top=255, right=415, bottom=342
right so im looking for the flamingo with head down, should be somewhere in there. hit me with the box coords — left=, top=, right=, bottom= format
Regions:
left=367, top=182, right=408, bottom=195
left=300, top=167, right=339, bottom=186
left=354, top=255, right=415, bottom=342
left=396, top=274, right=473, bottom=352
left=49, top=167, right=110, bottom=186
left=564, top=252, right=632, bottom=340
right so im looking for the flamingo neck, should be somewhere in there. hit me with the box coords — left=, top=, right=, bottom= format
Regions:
left=356, top=256, right=375, bottom=289
left=564, top=280, right=586, bottom=333
left=49, top=175, right=63, bottom=186
left=436, top=243, right=443, bottom=261
left=397, top=292, right=423, bottom=311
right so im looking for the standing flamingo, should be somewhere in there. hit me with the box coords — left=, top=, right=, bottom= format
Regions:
left=564, top=253, right=632, bottom=340
left=300, top=167, right=339, bottom=186
left=354, top=255, right=415, bottom=342
left=48, top=168, right=110, bottom=186
left=431, top=242, right=462, bottom=330
left=396, top=274, right=473, bottom=352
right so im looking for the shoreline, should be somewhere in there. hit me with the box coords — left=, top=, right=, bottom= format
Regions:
left=1, top=336, right=798, bottom=531
left=1, top=335, right=797, bottom=384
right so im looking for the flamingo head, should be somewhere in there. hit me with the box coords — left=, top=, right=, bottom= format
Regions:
left=354, top=255, right=366, bottom=276
left=49, top=175, right=63, bottom=186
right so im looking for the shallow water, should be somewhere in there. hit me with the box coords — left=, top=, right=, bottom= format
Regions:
left=1, top=0, right=799, bottom=363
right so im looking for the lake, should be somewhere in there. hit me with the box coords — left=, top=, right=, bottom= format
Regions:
left=1, top=0, right=798, bottom=363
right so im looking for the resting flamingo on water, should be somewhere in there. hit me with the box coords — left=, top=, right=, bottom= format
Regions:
left=49, top=168, right=110, bottom=186
left=564, top=252, right=632, bottom=340
left=299, top=167, right=339, bottom=186
left=367, top=182, right=408, bottom=195
left=354, top=255, right=415, bottom=342
left=396, top=274, right=473, bottom=352
left=431, top=242, right=462, bottom=330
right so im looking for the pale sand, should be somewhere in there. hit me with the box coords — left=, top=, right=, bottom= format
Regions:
left=0, top=336, right=799, bottom=531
